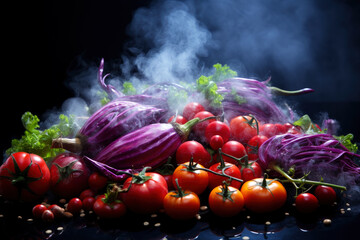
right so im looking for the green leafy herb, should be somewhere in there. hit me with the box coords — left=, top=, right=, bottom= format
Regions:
left=334, top=134, right=358, bottom=153
left=196, top=63, right=237, bottom=107
left=122, top=81, right=136, bottom=95
left=6, top=112, right=75, bottom=160
left=293, top=114, right=324, bottom=134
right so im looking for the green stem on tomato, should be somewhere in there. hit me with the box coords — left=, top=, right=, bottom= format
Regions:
left=272, top=165, right=347, bottom=191
left=191, top=165, right=243, bottom=183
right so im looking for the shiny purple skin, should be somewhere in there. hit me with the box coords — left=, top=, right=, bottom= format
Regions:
left=258, top=134, right=360, bottom=183
left=84, top=123, right=182, bottom=181
left=78, top=100, right=167, bottom=156
left=217, top=78, right=291, bottom=123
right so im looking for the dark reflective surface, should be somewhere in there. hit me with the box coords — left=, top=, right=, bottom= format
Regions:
left=1, top=190, right=359, bottom=240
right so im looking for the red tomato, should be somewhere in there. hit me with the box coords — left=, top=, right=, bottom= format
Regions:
left=210, top=135, right=224, bottom=150
left=221, top=141, right=247, bottom=166
left=50, top=153, right=90, bottom=198
left=205, top=121, right=230, bottom=143
left=259, top=123, right=286, bottom=138
left=314, top=185, right=336, bottom=206
left=208, top=162, right=242, bottom=190
left=241, top=176, right=287, bottom=213
left=93, top=195, right=126, bottom=218
left=0, top=152, right=50, bottom=202
left=208, top=184, right=245, bottom=217
left=230, top=116, right=258, bottom=144
left=182, top=102, right=205, bottom=120
left=48, top=204, right=65, bottom=218
left=67, top=198, right=83, bottom=214
left=193, top=111, right=216, bottom=138
left=82, top=197, right=96, bottom=211
left=295, top=193, right=319, bottom=214
left=121, top=170, right=168, bottom=214
left=168, top=115, right=188, bottom=124
left=172, top=162, right=209, bottom=195
left=176, top=141, right=212, bottom=168
left=239, top=161, right=262, bottom=182
left=32, top=204, right=48, bottom=218
left=42, top=210, right=55, bottom=222
left=79, top=189, right=96, bottom=201
left=162, top=174, right=175, bottom=191
left=163, top=183, right=200, bottom=220
left=88, top=172, right=108, bottom=193
left=246, top=135, right=269, bottom=160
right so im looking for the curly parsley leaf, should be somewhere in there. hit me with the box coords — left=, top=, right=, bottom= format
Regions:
left=334, top=134, right=359, bottom=153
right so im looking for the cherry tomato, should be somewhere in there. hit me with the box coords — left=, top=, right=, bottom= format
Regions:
left=259, top=123, right=286, bottom=138
left=209, top=184, right=245, bottom=217
left=42, top=209, right=55, bottom=222
left=210, top=135, right=224, bottom=150
left=82, top=197, right=96, bottom=211
left=88, top=172, right=108, bottom=193
left=121, top=169, right=168, bottom=214
left=168, top=115, right=188, bottom=124
left=163, top=180, right=200, bottom=220
left=221, top=141, right=247, bottom=166
left=79, top=189, right=96, bottom=200
left=239, top=161, right=263, bottom=182
left=205, top=121, right=231, bottom=143
left=241, top=176, right=287, bottom=213
left=182, top=102, right=205, bottom=120
left=48, top=204, right=65, bottom=218
left=314, top=185, right=336, bottom=206
left=176, top=141, right=212, bottom=167
left=0, top=152, right=50, bottom=202
left=50, top=153, right=90, bottom=198
left=32, top=204, right=48, bottom=218
left=93, top=195, right=126, bottom=218
left=172, top=162, right=209, bottom=195
left=295, top=193, right=319, bottom=214
left=230, top=116, right=258, bottom=144
left=67, top=198, right=83, bottom=214
left=208, top=162, right=242, bottom=190
left=193, top=111, right=216, bottom=138
left=246, top=135, right=269, bottom=160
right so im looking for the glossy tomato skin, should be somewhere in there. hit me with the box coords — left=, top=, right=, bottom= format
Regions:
left=32, top=204, right=48, bottom=218
left=208, top=162, right=242, bottom=190
left=122, top=172, right=168, bottom=214
left=67, top=198, right=83, bottom=214
left=182, top=102, right=205, bottom=120
left=172, top=162, right=209, bottom=195
left=314, top=185, right=336, bottom=206
left=259, top=123, right=286, bottom=138
left=239, top=161, right=263, bottom=182
left=163, top=190, right=200, bottom=220
left=0, top=152, right=50, bottom=202
left=88, top=172, right=108, bottom=193
left=241, top=178, right=287, bottom=213
left=205, top=121, right=230, bottom=143
left=168, top=115, right=188, bottom=124
left=246, top=135, right=269, bottom=160
left=176, top=141, right=212, bottom=168
left=295, top=193, right=319, bottom=214
left=210, top=135, right=224, bottom=150
left=50, top=153, right=90, bottom=198
left=193, top=111, right=216, bottom=138
left=208, top=185, right=245, bottom=217
left=221, top=141, right=247, bottom=166
left=230, top=116, right=258, bottom=144
left=93, top=195, right=127, bottom=218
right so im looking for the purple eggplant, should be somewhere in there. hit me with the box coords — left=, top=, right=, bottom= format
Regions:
left=52, top=99, right=167, bottom=157
left=84, top=118, right=203, bottom=181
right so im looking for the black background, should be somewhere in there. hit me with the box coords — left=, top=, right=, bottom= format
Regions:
left=2, top=0, right=360, bottom=154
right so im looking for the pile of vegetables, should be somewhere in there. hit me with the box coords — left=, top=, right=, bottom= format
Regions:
left=1, top=59, right=359, bottom=223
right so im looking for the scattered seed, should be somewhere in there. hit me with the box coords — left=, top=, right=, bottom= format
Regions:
left=196, top=214, right=201, bottom=220
left=27, top=218, right=34, bottom=222
left=151, top=214, right=157, bottom=218
left=89, top=210, right=93, bottom=214
left=80, top=213, right=86, bottom=217
left=59, top=199, right=67, bottom=204
left=246, top=215, right=251, bottom=219
left=265, top=221, right=271, bottom=225
left=347, top=208, right=351, bottom=211
left=340, top=209, right=346, bottom=214
left=63, top=211, right=73, bottom=218
left=200, top=206, right=208, bottom=211
left=0, top=214, right=4, bottom=218
left=292, top=203, right=296, bottom=207
left=154, top=223, right=161, bottom=227
left=143, top=221, right=150, bottom=226
left=285, top=212, right=290, bottom=216
left=57, top=227, right=64, bottom=231
left=45, top=229, right=52, bottom=235
left=346, top=203, right=350, bottom=207
left=17, top=216, right=23, bottom=220
left=242, top=236, right=250, bottom=240
left=323, top=219, right=332, bottom=225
